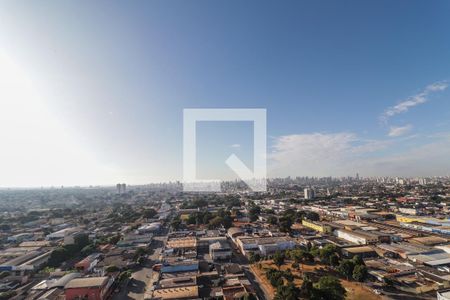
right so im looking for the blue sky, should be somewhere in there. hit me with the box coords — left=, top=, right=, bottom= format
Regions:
left=0, top=1, right=450, bottom=186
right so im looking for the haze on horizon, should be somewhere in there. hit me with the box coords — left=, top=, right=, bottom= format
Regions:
left=1, top=1, right=450, bottom=187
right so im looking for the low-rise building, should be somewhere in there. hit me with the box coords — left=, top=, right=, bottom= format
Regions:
left=334, top=229, right=378, bottom=245
left=65, top=276, right=114, bottom=300
left=301, top=220, right=332, bottom=233
left=209, top=241, right=232, bottom=261
left=75, top=253, right=102, bottom=273
left=236, top=236, right=295, bottom=256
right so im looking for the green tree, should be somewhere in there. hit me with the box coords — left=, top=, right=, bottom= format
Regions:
left=74, top=233, right=90, bottom=249
left=352, top=255, right=365, bottom=266
left=0, top=291, right=17, bottom=300
left=266, top=268, right=285, bottom=287
left=208, top=216, right=224, bottom=229
left=352, top=264, right=368, bottom=282
left=312, top=276, right=346, bottom=300
left=300, top=275, right=314, bottom=299
left=273, top=251, right=285, bottom=269
left=223, top=215, right=233, bottom=228
left=48, top=247, right=69, bottom=267
left=274, top=282, right=300, bottom=300
left=142, top=208, right=158, bottom=219
left=249, top=205, right=261, bottom=222
left=329, top=253, right=340, bottom=267
left=170, top=217, right=181, bottom=230
left=338, top=259, right=356, bottom=280
left=319, top=244, right=338, bottom=264
left=81, top=244, right=96, bottom=256
left=267, top=215, right=278, bottom=225
left=249, top=252, right=261, bottom=264
left=105, top=265, right=120, bottom=273
left=306, top=211, right=320, bottom=221
left=240, top=293, right=257, bottom=300
left=118, top=270, right=132, bottom=282
left=279, top=216, right=293, bottom=233
left=108, top=234, right=121, bottom=245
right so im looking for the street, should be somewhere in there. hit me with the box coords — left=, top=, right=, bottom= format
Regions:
left=111, top=233, right=167, bottom=300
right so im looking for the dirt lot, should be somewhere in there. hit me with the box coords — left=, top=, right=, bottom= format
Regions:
left=249, top=260, right=382, bottom=300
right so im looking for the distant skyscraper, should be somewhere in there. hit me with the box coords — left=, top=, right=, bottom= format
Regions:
left=116, top=183, right=126, bottom=194
left=304, top=188, right=315, bottom=200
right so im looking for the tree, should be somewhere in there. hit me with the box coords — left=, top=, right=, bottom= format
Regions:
left=267, top=215, right=278, bottom=225
left=306, top=241, right=312, bottom=252
left=266, top=269, right=284, bottom=287
left=329, top=253, right=340, bottom=267
left=208, top=216, right=224, bottom=229
left=249, top=252, right=261, bottom=264
left=0, top=291, right=17, bottom=300
left=81, top=244, right=96, bottom=256
left=118, top=270, right=132, bottom=282
left=383, top=277, right=394, bottom=287
left=273, top=251, right=285, bottom=269
left=134, top=247, right=148, bottom=260
left=143, top=208, right=158, bottom=219
left=74, top=233, right=90, bottom=249
left=279, top=216, right=293, bottom=233
left=137, top=256, right=146, bottom=265
left=305, top=211, right=320, bottom=221
left=284, top=269, right=294, bottom=282
left=300, top=275, right=314, bottom=299
left=240, top=293, right=257, bottom=300
left=302, top=251, right=314, bottom=263
left=105, top=265, right=120, bottom=273
left=0, top=224, right=11, bottom=231
left=352, top=255, right=365, bottom=266
left=338, top=259, right=355, bottom=280
left=319, top=244, right=338, bottom=264
left=249, top=205, right=261, bottom=222
left=48, top=247, right=69, bottom=267
left=170, top=217, right=181, bottom=230
left=313, top=276, right=346, bottom=300
left=352, top=264, right=368, bottom=282
left=108, top=234, right=121, bottom=245
left=296, top=210, right=306, bottom=222
left=223, top=215, right=233, bottom=229
left=274, top=282, right=301, bottom=300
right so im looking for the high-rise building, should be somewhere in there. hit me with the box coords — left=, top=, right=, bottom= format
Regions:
left=304, top=188, right=315, bottom=200
left=116, top=183, right=126, bottom=194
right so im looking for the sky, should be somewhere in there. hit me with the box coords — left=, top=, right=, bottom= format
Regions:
left=0, top=1, right=450, bottom=187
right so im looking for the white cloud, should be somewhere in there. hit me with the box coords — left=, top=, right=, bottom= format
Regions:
left=426, top=82, right=448, bottom=92
left=230, top=144, right=241, bottom=149
left=381, top=81, right=448, bottom=122
left=269, top=131, right=450, bottom=177
left=388, top=124, right=412, bottom=137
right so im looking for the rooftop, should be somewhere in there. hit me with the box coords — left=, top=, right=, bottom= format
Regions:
left=65, top=277, right=108, bottom=289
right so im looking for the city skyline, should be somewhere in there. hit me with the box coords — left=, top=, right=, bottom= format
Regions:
left=1, top=1, right=450, bottom=187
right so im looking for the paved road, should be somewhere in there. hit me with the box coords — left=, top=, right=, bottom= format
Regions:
left=112, top=233, right=167, bottom=300
left=229, top=238, right=270, bottom=300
